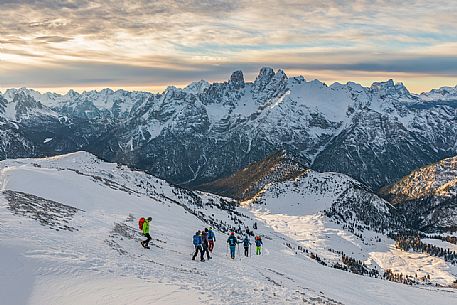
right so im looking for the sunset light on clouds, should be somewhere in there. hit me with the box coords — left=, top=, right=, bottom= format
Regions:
left=0, top=0, right=456, bottom=93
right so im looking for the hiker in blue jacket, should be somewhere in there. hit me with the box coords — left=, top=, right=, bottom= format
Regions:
left=242, top=235, right=251, bottom=257
left=192, top=231, right=205, bottom=261
left=207, top=227, right=216, bottom=252
left=227, top=232, right=238, bottom=259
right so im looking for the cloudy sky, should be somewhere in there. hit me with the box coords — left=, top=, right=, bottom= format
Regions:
left=0, top=0, right=456, bottom=93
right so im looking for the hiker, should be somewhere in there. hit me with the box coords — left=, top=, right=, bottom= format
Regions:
left=207, top=227, right=216, bottom=252
left=253, top=222, right=257, bottom=230
left=255, top=235, right=263, bottom=255
left=140, top=217, right=152, bottom=249
left=243, top=235, right=251, bottom=257
left=192, top=231, right=205, bottom=261
left=227, top=232, right=238, bottom=259
left=202, top=228, right=212, bottom=260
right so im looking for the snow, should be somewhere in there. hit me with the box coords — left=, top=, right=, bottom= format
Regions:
left=183, top=80, right=210, bottom=94
left=370, top=246, right=456, bottom=285
left=249, top=171, right=356, bottom=215
left=43, top=138, right=53, bottom=144
left=287, top=79, right=355, bottom=122
left=422, top=239, right=457, bottom=252
left=28, top=275, right=208, bottom=305
left=1, top=152, right=455, bottom=305
left=247, top=167, right=456, bottom=287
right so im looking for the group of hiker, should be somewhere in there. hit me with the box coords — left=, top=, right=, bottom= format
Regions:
left=227, top=232, right=263, bottom=259
left=138, top=216, right=263, bottom=260
left=192, top=227, right=216, bottom=261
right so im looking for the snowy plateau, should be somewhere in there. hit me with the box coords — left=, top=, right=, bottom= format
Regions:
left=0, top=152, right=456, bottom=305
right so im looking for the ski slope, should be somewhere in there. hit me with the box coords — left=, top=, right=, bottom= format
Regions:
left=0, top=152, right=455, bottom=305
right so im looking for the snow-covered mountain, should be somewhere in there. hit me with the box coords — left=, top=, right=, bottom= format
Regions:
left=1, top=152, right=456, bottom=305
left=420, top=85, right=457, bottom=102
left=1, top=68, right=456, bottom=190
left=199, top=151, right=397, bottom=232
left=380, top=155, right=457, bottom=232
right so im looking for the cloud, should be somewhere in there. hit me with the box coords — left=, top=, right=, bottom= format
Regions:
left=0, top=0, right=456, bottom=91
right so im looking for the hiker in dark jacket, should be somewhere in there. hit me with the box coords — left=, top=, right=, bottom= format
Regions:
left=192, top=231, right=205, bottom=261
left=227, top=232, right=238, bottom=259
left=202, top=228, right=212, bottom=260
left=242, top=235, right=251, bottom=257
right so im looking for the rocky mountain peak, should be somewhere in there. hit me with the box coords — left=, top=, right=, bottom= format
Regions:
left=370, top=79, right=411, bottom=98
left=229, top=70, right=245, bottom=90
left=183, top=80, right=210, bottom=94
left=254, top=67, right=276, bottom=91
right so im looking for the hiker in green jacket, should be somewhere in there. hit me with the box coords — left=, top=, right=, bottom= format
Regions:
left=141, top=217, right=152, bottom=249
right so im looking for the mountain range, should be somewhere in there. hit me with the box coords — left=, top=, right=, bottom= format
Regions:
left=1, top=68, right=457, bottom=191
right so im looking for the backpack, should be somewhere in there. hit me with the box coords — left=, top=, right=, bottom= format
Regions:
left=193, top=234, right=202, bottom=246
left=208, top=230, right=214, bottom=240
left=243, top=237, right=250, bottom=247
left=228, top=236, right=237, bottom=246
left=138, top=217, right=145, bottom=230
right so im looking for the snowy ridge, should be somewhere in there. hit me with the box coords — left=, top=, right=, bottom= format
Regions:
left=420, top=86, right=457, bottom=102
left=379, top=155, right=457, bottom=232
left=198, top=151, right=308, bottom=200
left=380, top=155, right=457, bottom=202
left=249, top=168, right=393, bottom=230
left=1, top=153, right=457, bottom=304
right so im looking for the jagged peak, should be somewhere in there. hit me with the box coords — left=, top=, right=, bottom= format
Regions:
left=229, top=70, right=245, bottom=89
left=253, top=67, right=289, bottom=93
left=371, top=79, right=406, bottom=90
left=272, top=69, right=288, bottom=81
left=164, top=85, right=179, bottom=93
left=66, top=89, right=79, bottom=98
left=255, top=67, right=275, bottom=84
left=370, top=79, right=411, bottom=98
left=183, top=80, right=210, bottom=94
left=99, top=88, right=115, bottom=95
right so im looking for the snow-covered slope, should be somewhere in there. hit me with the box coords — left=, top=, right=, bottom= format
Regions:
left=248, top=171, right=457, bottom=288
left=202, top=153, right=456, bottom=287
left=380, top=155, right=457, bottom=232
left=1, top=153, right=456, bottom=304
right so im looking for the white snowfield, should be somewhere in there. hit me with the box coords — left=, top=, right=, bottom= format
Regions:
left=0, top=152, right=455, bottom=305
left=250, top=171, right=457, bottom=287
